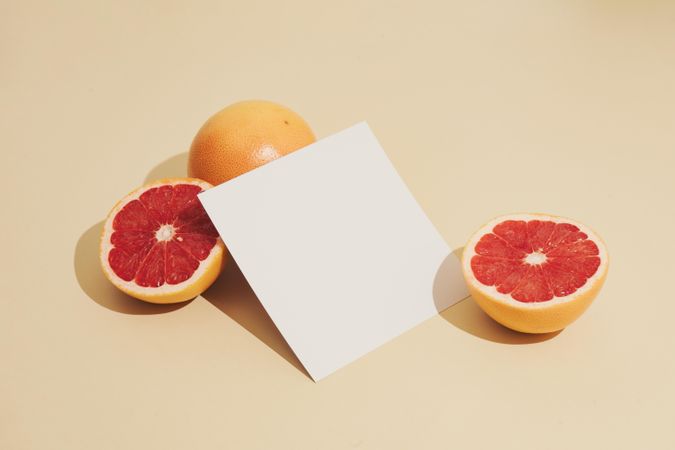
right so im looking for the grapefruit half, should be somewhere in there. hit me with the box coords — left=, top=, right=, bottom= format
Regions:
left=462, top=213, right=608, bottom=333
left=100, top=178, right=225, bottom=304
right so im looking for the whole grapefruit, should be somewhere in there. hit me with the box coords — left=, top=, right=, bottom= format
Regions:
left=188, top=100, right=316, bottom=185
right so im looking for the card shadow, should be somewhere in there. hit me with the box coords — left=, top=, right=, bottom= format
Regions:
left=200, top=258, right=311, bottom=379
left=74, top=221, right=191, bottom=314
left=433, top=247, right=561, bottom=344
left=143, top=152, right=310, bottom=378
left=73, top=153, right=307, bottom=376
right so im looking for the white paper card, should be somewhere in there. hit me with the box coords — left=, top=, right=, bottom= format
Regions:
left=199, top=122, right=467, bottom=381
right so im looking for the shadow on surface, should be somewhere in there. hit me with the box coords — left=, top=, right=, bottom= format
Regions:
left=434, top=247, right=561, bottom=344
left=201, top=258, right=310, bottom=379
left=144, top=152, right=310, bottom=378
left=144, top=152, right=189, bottom=183
left=74, top=222, right=191, bottom=314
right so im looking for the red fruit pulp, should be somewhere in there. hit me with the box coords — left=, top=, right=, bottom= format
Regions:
left=471, top=220, right=601, bottom=303
left=108, top=184, right=219, bottom=287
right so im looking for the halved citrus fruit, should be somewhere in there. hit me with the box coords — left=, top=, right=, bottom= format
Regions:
left=462, top=213, right=608, bottom=333
left=99, top=178, right=225, bottom=304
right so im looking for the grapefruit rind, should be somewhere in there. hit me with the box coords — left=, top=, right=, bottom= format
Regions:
left=187, top=100, right=316, bottom=186
left=461, top=213, right=608, bottom=334
left=99, top=178, right=226, bottom=304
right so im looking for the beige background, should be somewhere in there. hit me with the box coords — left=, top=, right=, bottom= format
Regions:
left=2, top=1, right=674, bottom=449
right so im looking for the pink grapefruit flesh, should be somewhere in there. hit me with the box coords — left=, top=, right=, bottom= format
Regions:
left=471, top=220, right=601, bottom=303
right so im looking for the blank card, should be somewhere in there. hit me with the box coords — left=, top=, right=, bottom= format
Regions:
left=199, top=122, right=467, bottom=381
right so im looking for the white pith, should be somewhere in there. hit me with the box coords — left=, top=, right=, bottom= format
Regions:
left=155, top=224, right=175, bottom=242
left=462, top=213, right=609, bottom=308
left=100, top=179, right=224, bottom=297
left=525, top=251, right=547, bottom=265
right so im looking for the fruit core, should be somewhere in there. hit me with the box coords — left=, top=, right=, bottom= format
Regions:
left=524, top=251, right=546, bottom=265
left=155, top=224, right=176, bottom=242
left=470, top=219, right=601, bottom=303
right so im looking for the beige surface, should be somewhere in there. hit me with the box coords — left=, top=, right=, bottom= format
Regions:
left=2, top=1, right=674, bottom=449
